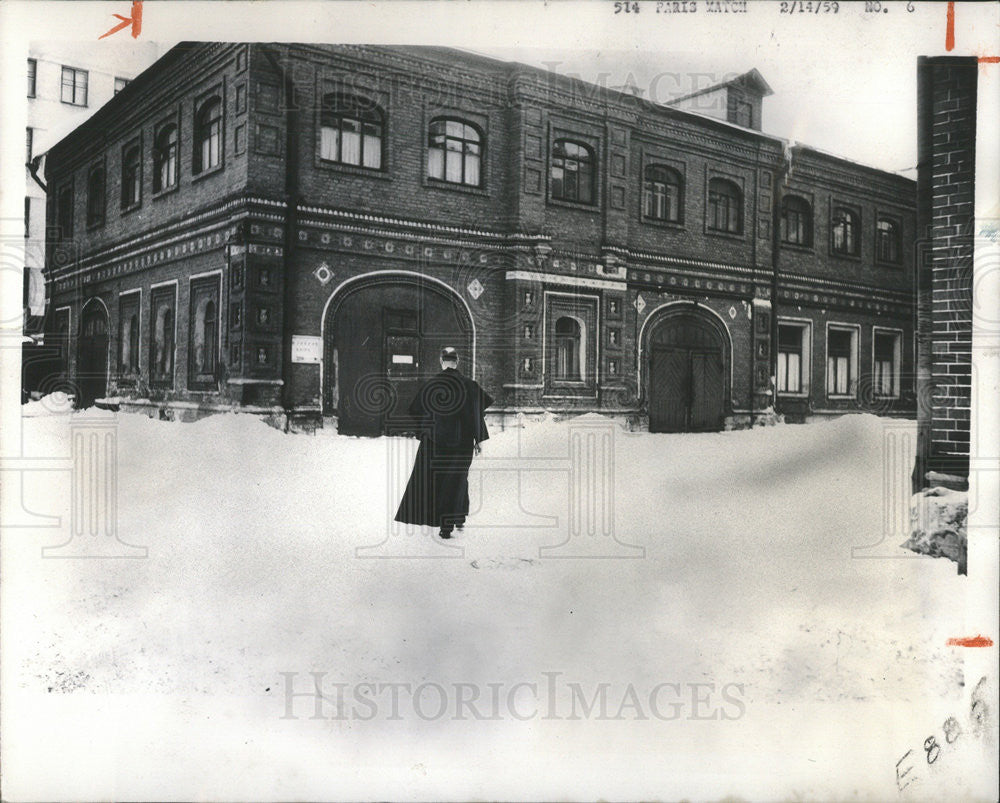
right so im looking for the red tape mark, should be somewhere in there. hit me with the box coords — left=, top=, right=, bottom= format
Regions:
left=946, top=635, right=994, bottom=648
left=946, top=2, right=955, bottom=52
left=99, top=1, right=142, bottom=40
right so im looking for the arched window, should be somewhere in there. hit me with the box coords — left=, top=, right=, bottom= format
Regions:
left=193, top=298, right=217, bottom=375
left=551, top=139, right=594, bottom=204
left=707, top=178, right=742, bottom=234
left=319, top=94, right=383, bottom=169
left=153, top=124, right=178, bottom=192
left=781, top=195, right=812, bottom=246
left=832, top=207, right=859, bottom=255
left=86, top=167, right=105, bottom=227
left=427, top=118, right=482, bottom=186
left=554, top=316, right=582, bottom=380
left=876, top=217, right=900, bottom=264
left=643, top=165, right=683, bottom=223
left=121, top=145, right=141, bottom=207
left=194, top=98, right=222, bottom=174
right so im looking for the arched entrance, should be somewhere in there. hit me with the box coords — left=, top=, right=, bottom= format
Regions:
left=77, top=299, right=110, bottom=408
left=645, top=305, right=729, bottom=433
left=323, top=274, right=474, bottom=436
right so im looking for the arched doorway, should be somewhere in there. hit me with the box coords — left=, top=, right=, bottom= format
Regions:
left=645, top=306, right=729, bottom=433
left=323, top=274, right=474, bottom=436
left=77, top=299, right=110, bottom=408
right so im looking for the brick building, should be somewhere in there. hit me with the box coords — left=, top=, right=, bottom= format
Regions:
left=42, top=43, right=917, bottom=434
left=913, top=56, right=977, bottom=490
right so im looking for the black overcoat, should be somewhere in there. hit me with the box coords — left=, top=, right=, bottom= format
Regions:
left=394, top=369, right=493, bottom=527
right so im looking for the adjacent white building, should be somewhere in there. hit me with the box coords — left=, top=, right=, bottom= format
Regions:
left=24, top=40, right=161, bottom=336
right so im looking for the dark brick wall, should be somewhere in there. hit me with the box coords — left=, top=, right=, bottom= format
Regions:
left=45, top=43, right=249, bottom=257
left=915, top=57, right=976, bottom=484
left=776, top=151, right=916, bottom=294
left=247, top=45, right=519, bottom=232
left=624, top=134, right=768, bottom=267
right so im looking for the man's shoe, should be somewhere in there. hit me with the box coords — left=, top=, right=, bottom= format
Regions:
left=456, top=523, right=465, bottom=532
left=438, top=529, right=453, bottom=539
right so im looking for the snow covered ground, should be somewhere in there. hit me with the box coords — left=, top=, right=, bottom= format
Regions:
left=2, top=402, right=996, bottom=801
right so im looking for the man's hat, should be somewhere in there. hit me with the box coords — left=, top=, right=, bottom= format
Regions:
left=440, top=346, right=458, bottom=361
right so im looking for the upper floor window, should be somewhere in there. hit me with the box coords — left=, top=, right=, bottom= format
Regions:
left=427, top=118, right=482, bottom=187
left=781, top=195, right=812, bottom=247
left=153, top=124, right=178, bottom=192
left=114, top=77, right=131, bottom=95
left=832, top=207, right=859, bottom=256
left=27, top=59, right=36, bottom=98
left=86, top=167, right=105, bottom=227
left=876, top=217, right=901, bottom=264
left=319, top=94, right=384, bottom=170
left=194, top=98, right=223, bottom=174
left=60, top=66, right=88, bottom=106
left=56, top=184, right=74, bottom=239
left=122, top=145, right=141, bottom=208
left=551, top=139, right=594, bottom=205
left=707, top=177, right=742, bottom=234
left=643, top=165, right=683, bottom=223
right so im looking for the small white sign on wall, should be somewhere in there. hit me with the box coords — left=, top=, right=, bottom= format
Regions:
left=291, top=335, right=322, bottom=364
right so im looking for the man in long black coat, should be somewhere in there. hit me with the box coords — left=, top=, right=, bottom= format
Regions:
left=394, top=347, right=493, bottom=539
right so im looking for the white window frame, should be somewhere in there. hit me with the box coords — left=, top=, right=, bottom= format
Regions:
left=118, top=288, right=143, bottom=375
left=825, top=322, right=860, bottom=399
left=188, top=271, right=223, bottom=390
left=776, top=317, right=811, bottom=397
left=872, top=326, right=903, bottom=399
left=60, top=65, right=88, bottom=107
left=541, top=290, right=600, bottom=398
left=149, top=279, right=179, bottom=389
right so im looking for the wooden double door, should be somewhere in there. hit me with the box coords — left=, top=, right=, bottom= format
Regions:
left=648, top=311, right=727, bottom=433
left=326, top=279, right=473, bottom=436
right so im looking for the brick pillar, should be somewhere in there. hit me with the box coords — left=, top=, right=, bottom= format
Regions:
left=914, top=57, right=977, bottom=490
